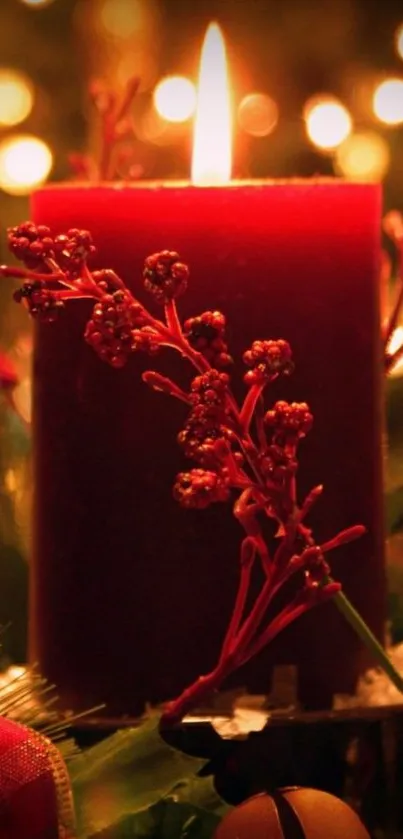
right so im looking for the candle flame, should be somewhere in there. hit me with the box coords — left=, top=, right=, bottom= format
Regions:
left=191, top=23, right=232, bottom=185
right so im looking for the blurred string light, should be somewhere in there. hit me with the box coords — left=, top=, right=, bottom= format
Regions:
left=0, top=70, right=34, bottom=126
left=335, top=131, right=390, bottom=181
left=304, top=95, right=352, bottom=151
left=373, top=78, right=403, bottom=125
left=153, top=76, right=196, bottom=123
left=0, top=135, right=52, bottom=195
left=100, top=0, right=143, bottom=38
left=238, top=93, right=278, bottom=137
left=395, top=24, right=403, bottom=60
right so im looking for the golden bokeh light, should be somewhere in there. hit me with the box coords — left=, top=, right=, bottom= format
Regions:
left=137, top=106, right=170, bottom=144
left=304, top=96, right=352, bottom=150
left=100, top=0, right=143, bottom=38
left=0, top=135, right=53, bottom=195
left=388, top=327, right=403, bottom=377
left=395, top=24, right=403, bottom=61
left=153, top=76, right=196, bottom=123
left=238, top=93, right=278, bottom=137
left=335, top=131, right=390, bottom=182
left=192, top=22, right=232, bottom=186
left=373, top=78, right=403, bottom=125
left=18, top=0, right=55, bottom=6
left=0, top=69, right=34, bottom=126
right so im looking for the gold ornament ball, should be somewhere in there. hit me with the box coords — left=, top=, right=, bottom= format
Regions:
left=214, top=788, right=370, bottom=839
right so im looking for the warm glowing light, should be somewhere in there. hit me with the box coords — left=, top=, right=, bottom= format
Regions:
left=5, top=469, right=18, bottom=493
left=335, top=131, right=390, bottom=182
left=14, top=377, right=32, bottom=423
left=18, top=0, right=55, bottom=6
left=137, top=107, right=169, bottom=144
left=0, top=135, right=53, bottom=195
left=373, top=78, right=403, bottom=125
left=238, top=93, right=278, bottom=137
left=154, top=76, right=196, bottom=123
left=396, top=24, right=403, bottom=60
left=388, top=327, right=403, bottom=377
left=304, top=96, right=352, bottom=150
left=192, top=22, right=232, bottom=186
left=0, top=70, right=34, bottom=126
left=100, top=0, right=143, bottom=38
left=389, top=327, right=403, bottom=356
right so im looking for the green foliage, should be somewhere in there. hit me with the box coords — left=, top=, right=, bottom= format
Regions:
left=69, top=716, right=230, bottom=839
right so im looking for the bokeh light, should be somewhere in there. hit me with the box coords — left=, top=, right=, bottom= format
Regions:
left=388, top=327, right=403, bottom=377
left=18, top=0, right=55, bottom=6
left=153, top=76, right=196, bottom=123
left=373, top=78, right=403, bottom=125
left=100, top=0, right=143, bottom=38
left=238, top=93, right=278, bottom=137
left=0, top=70, right=34, bottom=126
left=137, top=107, right=170, bottom=144
left=304, top=96, right=352, bottom=150
left=335, top=131, right=390, bottom=181
left=0, top=135, right=53, bottom=195
left=395, top=24, right=403, bottom=60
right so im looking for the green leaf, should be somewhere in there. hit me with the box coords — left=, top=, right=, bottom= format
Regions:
left=168, top=774, right=229, bottom=820
left=87, top=798, right=223, bottom=839
left=69, top=716, right=209, bottom=836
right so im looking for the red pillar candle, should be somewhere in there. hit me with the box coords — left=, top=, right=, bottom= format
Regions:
left=31, top=178, right=384, bottom=714
left=29, top=26, right=384, bottom=715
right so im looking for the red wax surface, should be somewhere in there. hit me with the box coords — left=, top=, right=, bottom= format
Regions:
left=31, top=180, right=384, bottom=715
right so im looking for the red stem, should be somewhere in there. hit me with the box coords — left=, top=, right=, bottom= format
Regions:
left=162, top=662, right=231, bottom=726
left=239, top=601, right=316, bottom=667
left=164, top=299, right=184, bottom=340
left=0, top=266, right=63, bottom=281
left=240, top=383, right=264, bottom=434
left=219, top=538, right=255, bottom=663
left=297, top=485, right=323, bottom=523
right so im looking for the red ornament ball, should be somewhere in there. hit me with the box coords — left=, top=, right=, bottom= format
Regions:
left=213, top=788, right=370, bottom=839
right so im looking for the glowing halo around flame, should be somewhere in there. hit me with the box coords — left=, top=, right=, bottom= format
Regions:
left=191, top=22, right=232, bottom=186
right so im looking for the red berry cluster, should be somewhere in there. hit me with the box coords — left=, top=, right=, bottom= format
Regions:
left=7, top=223, right=95, bottom=276
left=190, top=370, right=229, bottom=409
left=178, top=420, right=234, bottom=468
left=258, top=443, right=296, bottom=485
left=264, top=401, right=313, bottom=441
left=13, top=281, right=64, bottom=322
left=173, top=468, right=230, bottom=509
left=183, top=311, right=232, bottom=368
left=243, top=339, right=293, bottom=385
left=131, top=326, right=161, bottom=356
left=92, top=269, right=125, bottom=293
left=8, top=223, right=55, bottom=269
left=143, top=250, right=189, bottom=304
left=85, top=290, right=147, bottom=368
left=52, top=228, right=96, bottom=277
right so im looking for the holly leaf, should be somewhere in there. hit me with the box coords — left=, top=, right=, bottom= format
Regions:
left=69, top=715, right=210, bottom=836
left=86, top=773, right=230, bottom=839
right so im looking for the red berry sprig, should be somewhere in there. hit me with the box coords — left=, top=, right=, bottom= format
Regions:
left=1, top=225, right=366, bottom=726
left=183, top=310, right=232, bottom=368
left=173, top=469, right=231, bottom=510
left=243, top=338, right=294, bottom=385
left=143, top=250, right=189, bottom=305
